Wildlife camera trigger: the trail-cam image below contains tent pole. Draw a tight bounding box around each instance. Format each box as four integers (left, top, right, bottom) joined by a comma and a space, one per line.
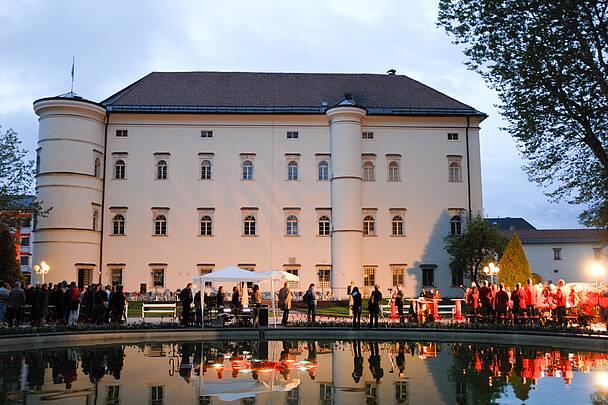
200, 281, 204, 330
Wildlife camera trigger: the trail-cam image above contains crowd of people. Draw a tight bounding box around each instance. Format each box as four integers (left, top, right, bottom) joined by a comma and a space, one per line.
462, 278, 608, 326
0, 281, 127, 327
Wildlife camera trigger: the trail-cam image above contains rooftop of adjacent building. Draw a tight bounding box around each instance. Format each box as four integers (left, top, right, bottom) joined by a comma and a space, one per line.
36, 71, 487, 117
486, 217, 606, 245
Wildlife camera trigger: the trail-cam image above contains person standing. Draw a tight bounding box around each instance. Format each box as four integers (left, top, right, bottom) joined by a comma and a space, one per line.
525, 278, 537, 317
216, 286, 225, 309
180, 283, 193, 326
0, 283, 9, 324
395, 287, 404, 323
109, 285, 127, 323
495, 283, 510, 323
66, 282, 80, 326
554, 279, 567, 325
278, 282, 292, 326
351, 286, 363, 328
479, 281, 492, 319
7, 282, 26, 327
511, 282, 526, 324
368, 285, 382, 328
304, 283, 317, 324
35, 284, 49, 326
251, 284, 262, 327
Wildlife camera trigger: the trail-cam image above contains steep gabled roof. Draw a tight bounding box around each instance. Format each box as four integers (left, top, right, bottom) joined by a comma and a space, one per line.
486, 217, 537, 231
102, 71, 487, 117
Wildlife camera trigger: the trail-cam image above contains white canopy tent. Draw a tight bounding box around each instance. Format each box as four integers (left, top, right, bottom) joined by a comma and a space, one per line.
193, 266, 299, 328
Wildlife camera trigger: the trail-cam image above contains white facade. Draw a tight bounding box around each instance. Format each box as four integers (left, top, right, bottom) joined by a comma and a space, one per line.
32, 72, 485, 298
523, 242, 606, 284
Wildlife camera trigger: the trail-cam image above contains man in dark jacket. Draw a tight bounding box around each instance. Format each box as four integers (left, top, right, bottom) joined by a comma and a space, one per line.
7, 282, 26, 327
180, 283, 193, 326
368, 285, 382, 328
479, 280, 492, 318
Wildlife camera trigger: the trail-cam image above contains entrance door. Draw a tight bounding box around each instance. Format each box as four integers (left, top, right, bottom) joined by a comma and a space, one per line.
78, 268, 92, 289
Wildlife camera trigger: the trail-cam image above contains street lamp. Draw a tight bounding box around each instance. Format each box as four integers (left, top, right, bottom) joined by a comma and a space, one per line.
483, 262, 500, 285
591, 262, 605, 289
32, 261, 50, 284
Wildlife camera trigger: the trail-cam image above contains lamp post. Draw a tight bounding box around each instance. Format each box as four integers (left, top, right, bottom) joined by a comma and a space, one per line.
32, 261, 50, 284
483, 262, 500, 285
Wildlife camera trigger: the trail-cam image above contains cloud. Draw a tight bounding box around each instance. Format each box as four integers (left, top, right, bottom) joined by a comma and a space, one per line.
0, 0, 586, 228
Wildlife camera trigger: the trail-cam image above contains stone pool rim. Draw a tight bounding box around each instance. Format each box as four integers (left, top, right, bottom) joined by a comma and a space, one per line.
1, 327, 607, 352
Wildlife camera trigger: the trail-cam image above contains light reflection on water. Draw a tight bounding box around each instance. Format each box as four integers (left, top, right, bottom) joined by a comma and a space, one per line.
0, 340, 607, 404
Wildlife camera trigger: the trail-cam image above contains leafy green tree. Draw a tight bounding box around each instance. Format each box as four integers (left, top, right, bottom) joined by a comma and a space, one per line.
0, 223, 24, 284
0, 125, 47, 226
438, 1, 608, 230
445, 216, 507, 283
499, 234, 532, 288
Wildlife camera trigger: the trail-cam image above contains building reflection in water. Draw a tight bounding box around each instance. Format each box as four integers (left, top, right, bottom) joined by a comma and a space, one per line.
0, 340, 606, 404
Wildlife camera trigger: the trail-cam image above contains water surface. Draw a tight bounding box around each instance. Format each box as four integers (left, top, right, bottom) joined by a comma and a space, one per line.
1, 339, 607, 404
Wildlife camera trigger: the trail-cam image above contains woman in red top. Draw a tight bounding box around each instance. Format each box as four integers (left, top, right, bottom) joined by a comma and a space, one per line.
466, 285, 480, 317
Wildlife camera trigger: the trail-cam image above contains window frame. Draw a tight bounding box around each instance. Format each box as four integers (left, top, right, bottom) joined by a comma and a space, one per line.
200, 130, 214, 139
318, 215, 331, 236
242, 160, 254, 180
94, 157, 101, 178
286, 214, 299, 236
388, 160, 400, 182
362, 161, 375, 182
151, 269, 165, 288
450, 215, 462, 236
391, 215, 405, 236
286, 131, 299, 140
115, 129, 128, 138
156, 159, 168, 180
154, 214, 168, 236
20, 255, 29, 266
363, 266, 376, 287
318, 160, 330, 181
317, 268, 331, 289
448, 156, 463, 183
553, 248, 562, 261
392, 266, 404, 287
447, 132, 460, 141
421, 266, 435, 287
200, 159, 213, 180
363, 215, 376, 236
362, 131, 374, 140
200, 215, 213, 236
287, 160, 299, 181
243, 215, 256, 236
114, 159, 126, 180
110, 268, 123, 286
112, 214, 126, 235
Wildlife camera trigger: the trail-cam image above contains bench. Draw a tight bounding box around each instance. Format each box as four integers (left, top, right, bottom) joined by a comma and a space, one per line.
141, 302, 177, 321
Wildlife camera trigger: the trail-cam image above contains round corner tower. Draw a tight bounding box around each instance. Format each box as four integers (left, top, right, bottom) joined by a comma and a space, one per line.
32, 95, 106, 286
326, 104, 366, 300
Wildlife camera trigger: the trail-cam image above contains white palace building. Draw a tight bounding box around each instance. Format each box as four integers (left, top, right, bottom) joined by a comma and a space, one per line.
32, 71, 486, 299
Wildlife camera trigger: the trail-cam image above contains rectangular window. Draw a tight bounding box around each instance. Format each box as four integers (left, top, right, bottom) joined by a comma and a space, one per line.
107, 385, 120, 405
150, 386, 164, 405
286, 131, 299, 139
395, 381, 408, 402
200, 130, 214, 139
362, 131, 374, 139
21, 236, 30, 247
451, 268, 464, 287
448, 156, 463, 183
392, 267, 404, 287
319, 383, 333, 402
199, 266, 213, 288
364, 267, 376, 287
447, 132, 459, 141
78, 268, 92, 289
115, 129, 128, 137
111, 268, 123, 286
422, 266, 435, 287
318, 268, 331, 289
284, 267, 300, 289
594, 247, 603, 260
20, 256, 29, 266
152, 268, 165, 287
553, 248, 562, 260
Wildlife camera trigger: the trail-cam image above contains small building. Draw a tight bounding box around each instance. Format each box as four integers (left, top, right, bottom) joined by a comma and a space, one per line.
487, 217, 607, 284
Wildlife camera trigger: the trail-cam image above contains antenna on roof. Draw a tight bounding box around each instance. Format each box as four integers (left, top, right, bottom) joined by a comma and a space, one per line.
70, 56, 75, 94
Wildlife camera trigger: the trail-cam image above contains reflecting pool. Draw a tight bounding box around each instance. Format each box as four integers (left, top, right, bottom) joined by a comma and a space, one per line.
1, 339, 607, 404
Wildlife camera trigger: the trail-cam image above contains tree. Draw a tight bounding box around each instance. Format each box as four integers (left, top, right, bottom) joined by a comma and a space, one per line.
438, 1, 608, 230
498, 234, 532, 288
445, 216, 507, 283
0, 223, 24, 284
0, 125, 47, 226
